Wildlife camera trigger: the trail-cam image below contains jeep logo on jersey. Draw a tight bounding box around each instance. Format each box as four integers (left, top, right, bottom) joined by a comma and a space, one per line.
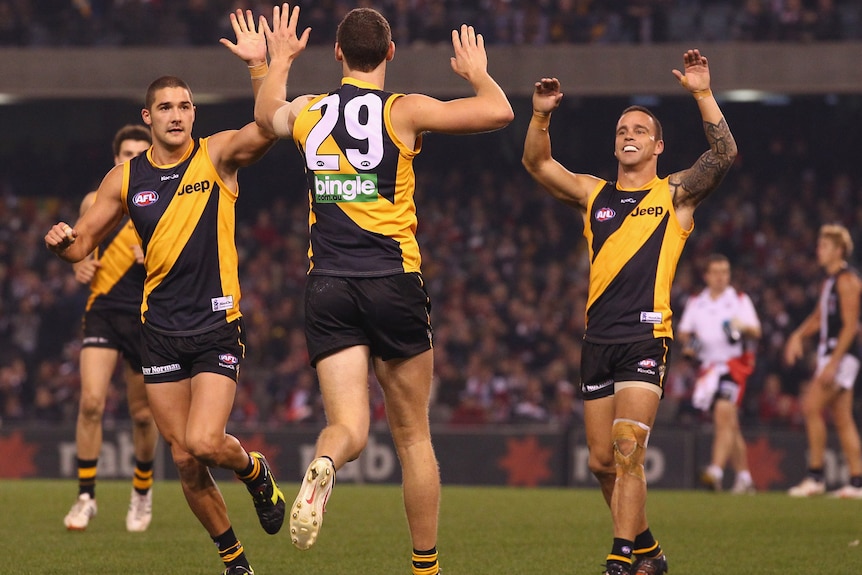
314, 174, 378, 203
132, 191, 159, 206
595, 207, 616, 222
630, 205, 664, 218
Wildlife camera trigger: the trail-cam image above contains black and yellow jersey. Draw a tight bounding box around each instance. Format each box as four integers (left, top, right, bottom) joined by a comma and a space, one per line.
122, 138, 241, 335
582, 176, 691, 344
86, 217, 145, 315
292, 77, 422, 277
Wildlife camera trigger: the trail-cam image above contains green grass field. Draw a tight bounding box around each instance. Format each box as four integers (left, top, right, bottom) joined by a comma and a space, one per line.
2, 479, 860, 574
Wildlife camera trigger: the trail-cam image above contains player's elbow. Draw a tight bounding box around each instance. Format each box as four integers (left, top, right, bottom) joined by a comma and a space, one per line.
496, 105, 515, 128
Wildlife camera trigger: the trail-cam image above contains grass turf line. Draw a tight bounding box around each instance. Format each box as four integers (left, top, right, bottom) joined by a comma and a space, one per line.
2, 479, 860, 574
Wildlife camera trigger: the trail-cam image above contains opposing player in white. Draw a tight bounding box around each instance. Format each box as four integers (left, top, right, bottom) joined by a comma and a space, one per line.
784, 224, 862, 499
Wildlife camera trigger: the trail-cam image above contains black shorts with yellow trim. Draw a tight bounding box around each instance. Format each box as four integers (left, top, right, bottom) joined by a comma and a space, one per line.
304, 272, 433, 367
141, 319, 246, 384
580, 337, 671, 400
81, 307, 144, 373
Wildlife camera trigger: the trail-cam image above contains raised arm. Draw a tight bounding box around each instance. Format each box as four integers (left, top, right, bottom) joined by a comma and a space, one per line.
45, 167, 126, 263
668, 49, 738, 227
254, 3, 312, 138
210, 7, 281, 176
522, 77, 601, 211
391, 24, 513, 139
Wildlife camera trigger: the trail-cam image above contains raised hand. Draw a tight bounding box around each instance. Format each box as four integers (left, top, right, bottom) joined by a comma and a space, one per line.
672, 49, 711, 93
261, 3, 311, 65
532, 77, 563, 115
220, 8, 268, 65
449, 24, 488, 82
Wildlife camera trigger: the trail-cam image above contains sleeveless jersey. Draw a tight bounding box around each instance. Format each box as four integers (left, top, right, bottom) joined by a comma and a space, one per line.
292, 77, 422, 277
818, 267, 859, 358
86, 217, 145, 315
122, 138, 241, 335
582, 176, 691, 344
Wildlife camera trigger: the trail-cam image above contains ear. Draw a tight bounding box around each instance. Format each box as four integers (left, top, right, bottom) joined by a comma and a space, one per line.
654, 139, 664, 156
386, 41, 395, 62
141, 108, 151, 126
334, 42, 343, 62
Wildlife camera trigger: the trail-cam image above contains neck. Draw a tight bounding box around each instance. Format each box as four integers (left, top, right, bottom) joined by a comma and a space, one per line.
617, 164, 657, 189
151, 139, 193, 166
825, 260, 847, 275
344, 61, 386, 90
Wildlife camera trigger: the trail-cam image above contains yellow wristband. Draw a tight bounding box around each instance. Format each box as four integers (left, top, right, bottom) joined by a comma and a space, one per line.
530, 112, 550, 131
248, 62, 269, 80
693, 88, 713, 101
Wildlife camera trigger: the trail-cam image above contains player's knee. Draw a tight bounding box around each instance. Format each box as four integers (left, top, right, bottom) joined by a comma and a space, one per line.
78, 394, 106, 422
612, 418, 650, 481
185, 434, 222, 466
588, 449, 615, 479
129, 404, 154, 427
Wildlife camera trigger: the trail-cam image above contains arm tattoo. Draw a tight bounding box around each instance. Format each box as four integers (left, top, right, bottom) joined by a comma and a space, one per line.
671, 117, 738, 208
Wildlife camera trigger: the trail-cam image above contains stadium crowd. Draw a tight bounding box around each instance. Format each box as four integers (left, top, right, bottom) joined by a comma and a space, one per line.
0, 0, 858, 47
2, 93, 861, 431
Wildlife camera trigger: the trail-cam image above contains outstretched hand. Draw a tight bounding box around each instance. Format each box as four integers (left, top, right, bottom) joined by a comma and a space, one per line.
672, 49, 711, 93
532, 78, 563, 115
220, 9, 268, 65
449, 24, 488, 81
261, 3, 311, 65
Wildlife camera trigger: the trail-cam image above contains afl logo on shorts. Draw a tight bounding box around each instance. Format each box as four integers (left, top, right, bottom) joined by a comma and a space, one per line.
219, 353, 239, 365
595, 207, 616, 222
133, 191, 159, 206
638, 358, 657, 368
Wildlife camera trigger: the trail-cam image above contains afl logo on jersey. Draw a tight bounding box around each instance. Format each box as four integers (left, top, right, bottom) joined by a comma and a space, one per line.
132, 191, 159, 207
595, 207, 616, 222
219, 353, 239, 365
638, 358, 658, 368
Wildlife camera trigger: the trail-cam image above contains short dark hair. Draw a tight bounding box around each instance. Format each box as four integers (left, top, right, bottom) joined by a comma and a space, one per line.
705, 253, 730, 270
336, 8, 391, 73
112, 124, 151, 157
620, 105, 663, 141
145, 76, 193, 110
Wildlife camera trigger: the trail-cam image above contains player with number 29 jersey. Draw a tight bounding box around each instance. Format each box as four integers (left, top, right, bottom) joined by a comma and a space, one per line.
292, 78, 421, 277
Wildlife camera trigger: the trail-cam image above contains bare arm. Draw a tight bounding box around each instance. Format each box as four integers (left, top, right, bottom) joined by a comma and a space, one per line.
667, 50, 738, 228
784, 294, 823, 365
211, 7, 282, 180
45, 167, 126, 263
391, 25, 513, 141
71, 191, 101, 283
521, 77, 601, 210
254, 3, 311, 138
